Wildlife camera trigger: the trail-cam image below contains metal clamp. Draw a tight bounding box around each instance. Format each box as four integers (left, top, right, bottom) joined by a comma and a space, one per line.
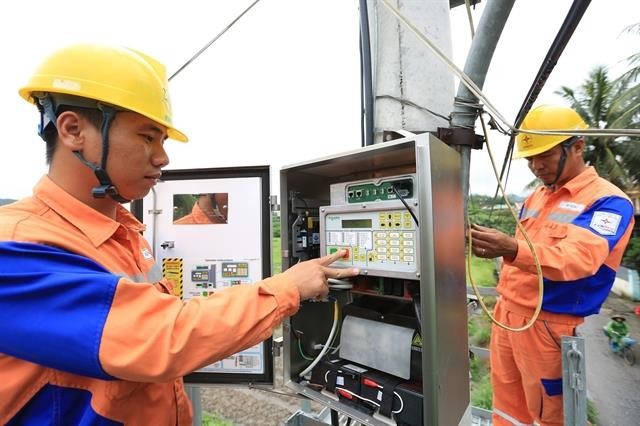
562, 336, 587, 425
160, 241, 175, 250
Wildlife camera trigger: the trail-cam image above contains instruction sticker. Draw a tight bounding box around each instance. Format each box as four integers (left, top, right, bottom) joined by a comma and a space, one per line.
162, 258, 184, 298
589, 211, 621, 236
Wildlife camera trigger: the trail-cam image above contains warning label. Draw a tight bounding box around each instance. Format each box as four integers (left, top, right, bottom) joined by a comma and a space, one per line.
412, 332, 422, 348
162, 258, 184, 298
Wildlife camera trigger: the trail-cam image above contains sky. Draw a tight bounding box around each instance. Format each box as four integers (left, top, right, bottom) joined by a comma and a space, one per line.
0, 0, 638, 200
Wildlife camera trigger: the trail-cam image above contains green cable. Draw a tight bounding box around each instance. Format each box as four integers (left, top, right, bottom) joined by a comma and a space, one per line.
297, 339, 315, 361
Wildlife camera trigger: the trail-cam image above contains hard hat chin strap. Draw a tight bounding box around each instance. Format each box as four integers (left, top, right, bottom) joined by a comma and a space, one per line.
36, 94, 130, 204
71, 153, 130, 204
548, 137, 578, 188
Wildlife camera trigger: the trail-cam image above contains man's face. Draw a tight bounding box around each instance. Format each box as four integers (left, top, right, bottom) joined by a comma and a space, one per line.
526, 144, 564, 186
90, 111, 170, 201
525, 139, 583, 188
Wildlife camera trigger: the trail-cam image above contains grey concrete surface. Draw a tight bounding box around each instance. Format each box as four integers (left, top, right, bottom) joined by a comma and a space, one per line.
200, 352, 323, 425
578, 293, 640, 426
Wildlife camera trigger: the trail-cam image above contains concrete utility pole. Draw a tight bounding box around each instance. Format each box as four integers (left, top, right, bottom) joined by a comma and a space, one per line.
451, 0, 515, 204
366, 1, 515, 424
368, 0, 454, 143
367, 2, 466, 424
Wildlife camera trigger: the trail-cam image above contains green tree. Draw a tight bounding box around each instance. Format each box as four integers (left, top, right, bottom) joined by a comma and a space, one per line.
617, 23, 640, 87
468, 194, 518, 235
555, 65, 640, 190
623, 236, 640, 269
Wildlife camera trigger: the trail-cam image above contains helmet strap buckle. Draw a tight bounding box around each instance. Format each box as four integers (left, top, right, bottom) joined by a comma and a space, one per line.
72, 151, 130, 204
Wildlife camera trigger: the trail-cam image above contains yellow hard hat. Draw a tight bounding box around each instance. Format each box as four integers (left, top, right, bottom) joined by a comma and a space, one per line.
514, 105, 587, 158
19, 43, 187, 142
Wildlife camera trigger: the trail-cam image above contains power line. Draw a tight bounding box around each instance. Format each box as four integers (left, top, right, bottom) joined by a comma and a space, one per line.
380, 0, 640, 139
169, 0, 262, 81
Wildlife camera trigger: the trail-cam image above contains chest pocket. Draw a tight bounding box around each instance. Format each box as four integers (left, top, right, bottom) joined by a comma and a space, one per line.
543, 222, 568, 240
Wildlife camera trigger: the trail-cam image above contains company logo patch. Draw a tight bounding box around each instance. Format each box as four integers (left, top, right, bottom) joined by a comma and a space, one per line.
141, 247, 154, 260
558, 201, 585, 213
589, 211, 622, 236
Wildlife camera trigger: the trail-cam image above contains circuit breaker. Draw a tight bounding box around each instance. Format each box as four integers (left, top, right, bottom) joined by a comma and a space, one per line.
281, 134, 469, 425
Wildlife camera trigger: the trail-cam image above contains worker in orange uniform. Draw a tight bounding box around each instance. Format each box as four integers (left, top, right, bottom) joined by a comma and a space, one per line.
470, 105, 634, 426
0, 44, 359, 425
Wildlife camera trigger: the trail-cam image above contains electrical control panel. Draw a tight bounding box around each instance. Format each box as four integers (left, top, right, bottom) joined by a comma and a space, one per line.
321, 204, 418, 281
322, 176, 418, 279
281, 135, 469, 426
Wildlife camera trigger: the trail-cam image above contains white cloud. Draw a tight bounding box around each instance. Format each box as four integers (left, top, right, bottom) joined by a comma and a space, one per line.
1, 0, 637, 200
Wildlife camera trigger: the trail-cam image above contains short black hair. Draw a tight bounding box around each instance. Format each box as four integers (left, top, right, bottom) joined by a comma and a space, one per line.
43, 106, 104, 165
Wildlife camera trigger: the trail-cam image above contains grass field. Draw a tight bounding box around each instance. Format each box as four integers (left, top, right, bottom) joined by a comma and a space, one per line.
203, 411, 233, 426
468, 255, 498, 287
467, 254, 497, 409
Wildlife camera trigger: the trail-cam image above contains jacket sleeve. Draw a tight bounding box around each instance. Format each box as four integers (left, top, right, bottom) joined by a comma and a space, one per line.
0, 241, 119, 379
507, 196, 634, 281
0, 241, 299, 382
100, 272, 299, 382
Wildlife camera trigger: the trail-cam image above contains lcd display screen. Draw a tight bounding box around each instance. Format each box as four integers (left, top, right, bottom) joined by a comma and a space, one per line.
342, 218, 372, 229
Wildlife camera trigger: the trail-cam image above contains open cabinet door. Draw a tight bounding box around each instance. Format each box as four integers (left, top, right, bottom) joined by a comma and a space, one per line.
280, 135, 469, 426
131, 166, 274, 386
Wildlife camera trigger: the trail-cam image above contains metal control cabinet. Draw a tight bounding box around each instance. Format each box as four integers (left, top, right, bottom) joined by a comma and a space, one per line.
280, 134, 469, 425
132, 166, 275, 386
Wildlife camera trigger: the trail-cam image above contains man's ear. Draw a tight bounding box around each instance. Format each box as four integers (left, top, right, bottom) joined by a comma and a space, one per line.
572, 137, 586, 156
56, 111, 85, 151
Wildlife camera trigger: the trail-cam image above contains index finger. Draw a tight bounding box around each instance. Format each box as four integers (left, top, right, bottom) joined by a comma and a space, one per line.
317, 249, 348, 266
471, 223, 491, 231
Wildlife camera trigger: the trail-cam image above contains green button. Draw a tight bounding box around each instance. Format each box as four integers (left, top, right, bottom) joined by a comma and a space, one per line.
329, 247, 338, 254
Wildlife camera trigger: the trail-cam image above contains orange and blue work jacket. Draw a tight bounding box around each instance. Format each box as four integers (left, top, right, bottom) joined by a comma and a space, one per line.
0, 176, 300, 425
498, 166, 634, 324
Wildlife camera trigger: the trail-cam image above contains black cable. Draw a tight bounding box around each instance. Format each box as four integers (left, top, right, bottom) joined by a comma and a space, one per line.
378, 94, 451, 123
392, 186, 419, 227
412, 294, 422, 336
295, 194, 309, 209
169, 0, 262, 81
494, 0, 592, 198
359, 0, 374, 147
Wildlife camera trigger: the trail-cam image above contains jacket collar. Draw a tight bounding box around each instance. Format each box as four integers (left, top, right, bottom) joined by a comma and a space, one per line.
543, 166, 598, 197
33, 175, 145, 247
